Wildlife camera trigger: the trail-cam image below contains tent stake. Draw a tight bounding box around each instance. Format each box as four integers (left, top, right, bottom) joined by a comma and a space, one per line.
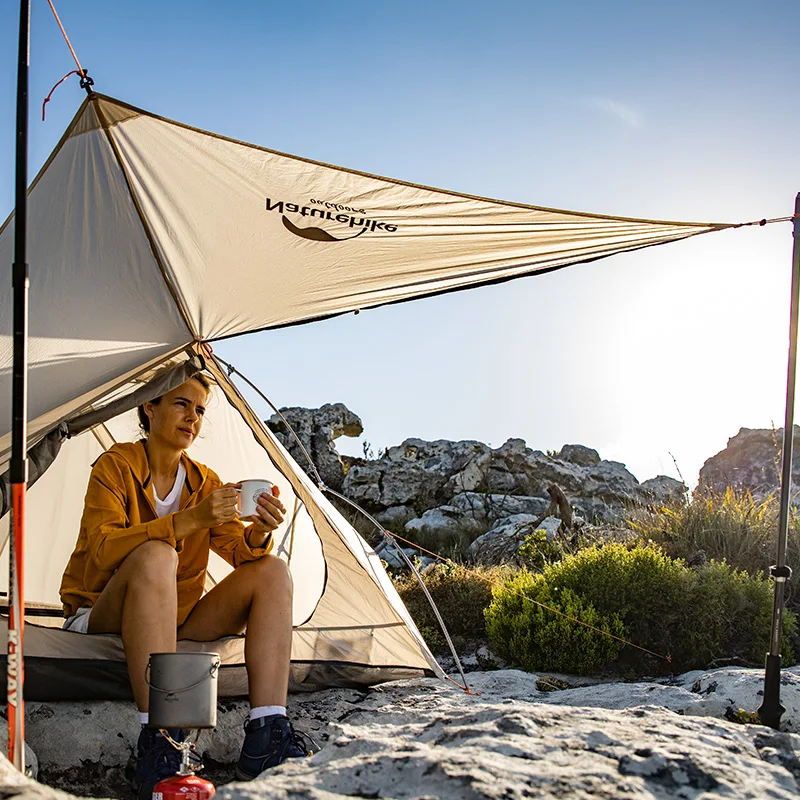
9, 0, 30, 773
759, 193, 800, 731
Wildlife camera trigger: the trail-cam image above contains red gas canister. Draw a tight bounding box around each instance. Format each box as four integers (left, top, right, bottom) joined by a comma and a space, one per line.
152, 773, 216, 800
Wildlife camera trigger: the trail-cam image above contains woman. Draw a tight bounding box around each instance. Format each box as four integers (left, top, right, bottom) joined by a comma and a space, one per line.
60, 374, 311, 796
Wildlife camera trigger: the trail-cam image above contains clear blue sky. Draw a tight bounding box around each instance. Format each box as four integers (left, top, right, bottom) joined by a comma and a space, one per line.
2, 0, 799, 487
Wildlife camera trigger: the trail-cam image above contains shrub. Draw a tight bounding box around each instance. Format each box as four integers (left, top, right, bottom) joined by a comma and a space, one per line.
485, 542, 796, 676
627, 489, 800, 599
484, 570, 624, 673
392, 561, 509, 654
518, 529, 567, 571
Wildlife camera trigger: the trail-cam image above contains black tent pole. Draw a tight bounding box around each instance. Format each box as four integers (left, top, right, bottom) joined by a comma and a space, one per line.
8, 0, 30, 773
759, 193, 800, 731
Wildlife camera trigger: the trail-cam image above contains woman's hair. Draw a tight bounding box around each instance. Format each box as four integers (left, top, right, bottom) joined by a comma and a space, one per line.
137, 373, 212, 437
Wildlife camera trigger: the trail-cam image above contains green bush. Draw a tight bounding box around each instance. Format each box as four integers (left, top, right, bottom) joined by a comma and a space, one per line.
518, 529, 566, 571
627, 489, 800, 599
485, 542, 796, 676
392, 561, 508, 653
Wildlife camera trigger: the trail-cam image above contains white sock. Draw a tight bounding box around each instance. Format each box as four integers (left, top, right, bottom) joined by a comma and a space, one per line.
139, 712, 149, 725
249, 705, 286, 721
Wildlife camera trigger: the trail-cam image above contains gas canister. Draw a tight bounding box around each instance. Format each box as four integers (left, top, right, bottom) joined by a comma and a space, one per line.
152, 772, 216, 800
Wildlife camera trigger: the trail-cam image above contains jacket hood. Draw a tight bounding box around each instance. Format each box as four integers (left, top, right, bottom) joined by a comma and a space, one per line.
99, 441, 209, 493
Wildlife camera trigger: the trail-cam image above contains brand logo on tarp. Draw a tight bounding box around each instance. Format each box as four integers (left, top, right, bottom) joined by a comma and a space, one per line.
266, 197, 398, 242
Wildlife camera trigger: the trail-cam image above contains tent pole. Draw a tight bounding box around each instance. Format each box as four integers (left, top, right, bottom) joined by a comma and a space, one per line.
9, 0, 30, 773
759, 193, 800, 731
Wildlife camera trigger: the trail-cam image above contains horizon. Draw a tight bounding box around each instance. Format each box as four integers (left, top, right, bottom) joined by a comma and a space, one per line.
2, 0, 799, 489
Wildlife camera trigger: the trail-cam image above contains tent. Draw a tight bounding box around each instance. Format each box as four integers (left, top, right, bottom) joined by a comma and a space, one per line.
0, 93, 737, 701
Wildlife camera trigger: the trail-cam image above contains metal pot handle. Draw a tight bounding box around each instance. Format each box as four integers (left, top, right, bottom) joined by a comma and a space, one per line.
145, 660, 220, 695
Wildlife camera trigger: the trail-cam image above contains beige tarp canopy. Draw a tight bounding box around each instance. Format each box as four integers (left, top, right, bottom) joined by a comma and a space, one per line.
0, 94, 733, 699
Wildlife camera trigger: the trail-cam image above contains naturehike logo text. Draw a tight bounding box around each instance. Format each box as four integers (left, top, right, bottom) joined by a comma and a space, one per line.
266, 197, 398, 242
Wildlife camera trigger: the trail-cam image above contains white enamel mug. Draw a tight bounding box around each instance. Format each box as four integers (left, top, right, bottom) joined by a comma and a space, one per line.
238, 479, 275, 518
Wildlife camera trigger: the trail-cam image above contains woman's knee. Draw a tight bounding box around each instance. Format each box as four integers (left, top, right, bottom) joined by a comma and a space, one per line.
248, 555, 293, 594
124, 540, 178, 586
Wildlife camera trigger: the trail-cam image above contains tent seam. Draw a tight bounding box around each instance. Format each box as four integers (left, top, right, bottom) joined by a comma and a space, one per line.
92, 97, 198, 341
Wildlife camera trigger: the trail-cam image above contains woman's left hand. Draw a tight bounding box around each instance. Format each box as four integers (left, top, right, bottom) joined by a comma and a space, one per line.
246, 488, 286, 538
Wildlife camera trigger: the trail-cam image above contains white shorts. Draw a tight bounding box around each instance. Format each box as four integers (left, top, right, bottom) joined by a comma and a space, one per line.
62, 606, 92, 634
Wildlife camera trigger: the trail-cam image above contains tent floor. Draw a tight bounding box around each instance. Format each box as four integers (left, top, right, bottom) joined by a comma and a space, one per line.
0, 620, 433, 700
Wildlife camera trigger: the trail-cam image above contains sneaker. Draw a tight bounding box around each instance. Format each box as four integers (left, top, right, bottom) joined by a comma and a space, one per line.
133, 728, 201, 800
235, 715, 316, 780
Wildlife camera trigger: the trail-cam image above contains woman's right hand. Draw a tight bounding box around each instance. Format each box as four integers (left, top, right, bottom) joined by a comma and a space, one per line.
176, 484, 239, 538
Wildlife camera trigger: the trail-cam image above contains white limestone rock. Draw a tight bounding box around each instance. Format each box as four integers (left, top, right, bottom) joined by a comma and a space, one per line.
639, 475, 688, 502
220, 669, 800, 800
10, 666, 800, 799
266, 403, 363, 492
0, 737, 39, 783
468, 514, 561, 565
404, 505, 486, 540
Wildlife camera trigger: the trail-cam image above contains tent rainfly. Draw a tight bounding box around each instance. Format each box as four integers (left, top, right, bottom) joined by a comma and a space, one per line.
0, 93, 737, 701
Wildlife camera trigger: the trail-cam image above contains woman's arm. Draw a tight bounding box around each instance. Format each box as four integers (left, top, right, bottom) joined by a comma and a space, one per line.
83, 457, 177, 572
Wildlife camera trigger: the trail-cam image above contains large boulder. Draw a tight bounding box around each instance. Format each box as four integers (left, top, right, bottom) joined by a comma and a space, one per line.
557, 443, 601, 466
267, 403, 363, 491
639, 475, 688, 503
404, 505, 486, 541
469, 514, 561, 565
698, 426, 800, 499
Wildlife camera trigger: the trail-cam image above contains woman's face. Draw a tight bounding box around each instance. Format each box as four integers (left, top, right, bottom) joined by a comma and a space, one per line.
144, 379, 209, 450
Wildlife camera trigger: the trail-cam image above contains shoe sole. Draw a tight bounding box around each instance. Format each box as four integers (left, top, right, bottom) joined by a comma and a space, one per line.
235, 764, 259, 782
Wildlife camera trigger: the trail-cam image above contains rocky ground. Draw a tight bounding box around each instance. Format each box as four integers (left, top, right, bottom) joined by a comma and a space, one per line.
5, 666, 799, 799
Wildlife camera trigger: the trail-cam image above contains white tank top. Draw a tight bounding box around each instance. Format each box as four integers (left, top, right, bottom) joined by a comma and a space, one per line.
153, 462, 186, 518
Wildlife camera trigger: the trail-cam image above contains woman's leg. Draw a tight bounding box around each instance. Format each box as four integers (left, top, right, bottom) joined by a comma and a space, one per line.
88, 540, 179, 711
177, 555, 293, 707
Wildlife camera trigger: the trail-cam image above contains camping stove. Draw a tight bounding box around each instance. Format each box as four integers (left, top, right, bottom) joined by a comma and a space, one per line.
152, 732, 215, 800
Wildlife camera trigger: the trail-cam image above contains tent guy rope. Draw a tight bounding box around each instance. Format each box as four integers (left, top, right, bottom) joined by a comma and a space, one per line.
45, 0, 87, 80
41, 0, 93, 120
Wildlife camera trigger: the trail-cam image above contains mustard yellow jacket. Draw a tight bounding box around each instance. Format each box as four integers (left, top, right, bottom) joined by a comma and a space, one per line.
60, 441, 272, 625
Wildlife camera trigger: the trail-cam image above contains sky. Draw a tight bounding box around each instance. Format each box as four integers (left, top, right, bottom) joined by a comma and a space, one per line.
1, 0, 799, 488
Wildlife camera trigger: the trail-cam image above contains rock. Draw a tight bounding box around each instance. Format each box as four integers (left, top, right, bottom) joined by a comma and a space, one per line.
449, 492, 550, 523
340, 461, 383, 505
404, 505, 486, 540
343, 434, 654, 531
0, 754, 44, 796
639, 475, 688, 503
373, 541, 434, 571
697, 426, 800, 500
468, 514, 555, 565
228, 668, 800, 799
582, 460, 640, 502
11, 667, 800, 799
557, 444, 601, 466
0, 727, 38, 780
267, 403, 363, 491
374, 505, 416, 529
538, 516, 562, 540
377, 460, 432, 508
374, 542, 415, 570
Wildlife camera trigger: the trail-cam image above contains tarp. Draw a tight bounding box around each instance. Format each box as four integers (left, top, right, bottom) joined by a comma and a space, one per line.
0, 94, 733, 461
